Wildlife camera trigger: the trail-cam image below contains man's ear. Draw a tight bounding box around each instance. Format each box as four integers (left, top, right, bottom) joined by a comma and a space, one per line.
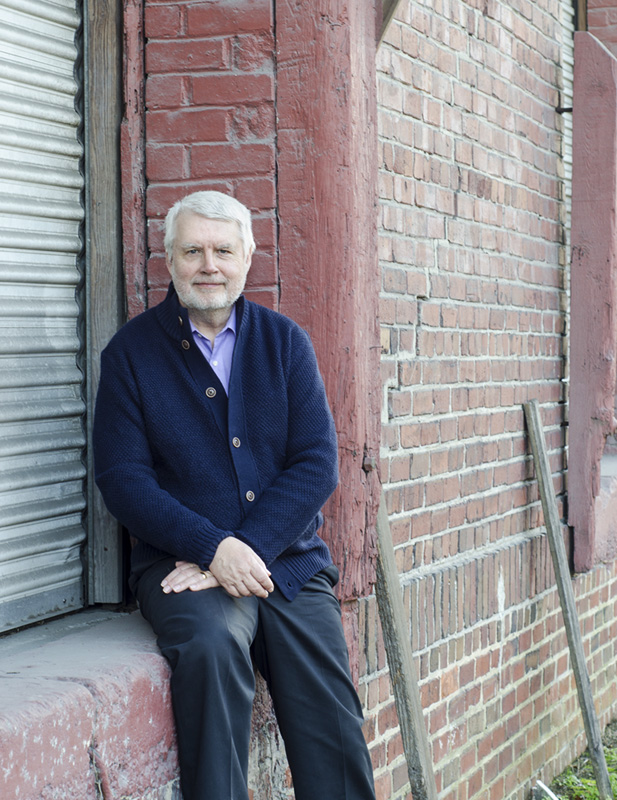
166, 254, 173, 276
245, 247, 254, 271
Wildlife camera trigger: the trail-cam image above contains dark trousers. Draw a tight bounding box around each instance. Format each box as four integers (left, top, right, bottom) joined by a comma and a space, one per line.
136, 559, 377, 800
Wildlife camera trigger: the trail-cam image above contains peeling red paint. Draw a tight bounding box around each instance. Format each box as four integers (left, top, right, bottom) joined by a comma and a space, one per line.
568, 32, 617, 571
276, 0, 381, 601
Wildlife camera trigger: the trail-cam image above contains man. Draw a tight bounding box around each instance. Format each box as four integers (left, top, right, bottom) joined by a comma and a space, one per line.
93, 191, 376, 800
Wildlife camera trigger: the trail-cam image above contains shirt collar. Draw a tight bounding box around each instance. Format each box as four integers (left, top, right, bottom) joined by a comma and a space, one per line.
189, 305, 237, 340
154, 283, 246, 343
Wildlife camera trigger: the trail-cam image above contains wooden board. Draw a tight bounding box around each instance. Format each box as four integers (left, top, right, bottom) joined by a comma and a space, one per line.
524, 400, 613, 800
85, 0, 125, 604
375, 488, 439, 800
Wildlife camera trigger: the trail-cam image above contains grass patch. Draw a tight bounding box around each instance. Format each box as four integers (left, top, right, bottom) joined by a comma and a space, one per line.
550, 720, 617, 800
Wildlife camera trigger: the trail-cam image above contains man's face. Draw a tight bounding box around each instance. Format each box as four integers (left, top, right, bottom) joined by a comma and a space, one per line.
167, 212, 252, 314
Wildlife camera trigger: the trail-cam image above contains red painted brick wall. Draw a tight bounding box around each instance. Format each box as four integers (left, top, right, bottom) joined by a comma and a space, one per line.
140, 0, 380, 603
143, 0, 278, 309
371, 1, 617, 799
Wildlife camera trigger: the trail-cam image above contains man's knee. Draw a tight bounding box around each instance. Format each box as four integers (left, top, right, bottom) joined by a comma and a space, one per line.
155, 590, 258, 671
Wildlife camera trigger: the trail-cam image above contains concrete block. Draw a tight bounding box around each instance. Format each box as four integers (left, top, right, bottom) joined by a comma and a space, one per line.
0, 611, 178, 800
0, 677, 96, 800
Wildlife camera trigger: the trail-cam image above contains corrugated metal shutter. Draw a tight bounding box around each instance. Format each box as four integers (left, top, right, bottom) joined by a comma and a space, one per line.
0, 0, 85, 632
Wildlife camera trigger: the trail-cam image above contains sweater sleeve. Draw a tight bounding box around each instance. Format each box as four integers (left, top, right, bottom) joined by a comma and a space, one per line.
93, 343, 233, 568
234, 326, 339, 564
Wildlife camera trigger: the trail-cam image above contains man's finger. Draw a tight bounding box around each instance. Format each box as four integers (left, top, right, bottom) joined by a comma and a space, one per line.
161, 562, 221, 593
188, 571, 220, 592
255, 571, 274, 593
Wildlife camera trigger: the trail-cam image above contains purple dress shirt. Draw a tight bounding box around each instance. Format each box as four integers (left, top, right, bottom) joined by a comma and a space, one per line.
189, 306, 237, 394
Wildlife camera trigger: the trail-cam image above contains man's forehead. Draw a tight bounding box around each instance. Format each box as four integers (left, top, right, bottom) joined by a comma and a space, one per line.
176, 211, 241, 234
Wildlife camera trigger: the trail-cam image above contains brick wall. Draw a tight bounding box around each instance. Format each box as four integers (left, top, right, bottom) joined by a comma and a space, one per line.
372, 1, 617, 799
143, 0, 278, 309
140, 0, 380, 601
126, 1, 617, 799
589, 0, 617, 56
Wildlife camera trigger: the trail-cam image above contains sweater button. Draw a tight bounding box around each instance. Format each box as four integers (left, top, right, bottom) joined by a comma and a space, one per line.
206, 387, 216, 398
232, 437, 241, 448
246, 490, 255, 502
181, 339, 190, 350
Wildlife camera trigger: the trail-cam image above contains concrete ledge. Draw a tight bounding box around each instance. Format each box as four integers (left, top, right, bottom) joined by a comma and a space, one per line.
0, 610, 180, 800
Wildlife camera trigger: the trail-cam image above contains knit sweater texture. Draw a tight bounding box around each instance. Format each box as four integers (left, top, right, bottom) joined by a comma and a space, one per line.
93, 285, 339, 600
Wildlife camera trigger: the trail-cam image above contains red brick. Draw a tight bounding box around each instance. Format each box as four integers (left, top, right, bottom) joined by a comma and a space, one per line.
144, 5, 182, 38
232, 104, 275, 141
246, 252, 277, 287
146, 180, 233, 217
146, 37, 230, 73
146, 74, 187, 109
459, 661, 475, 687
234, 32, 275, 70
370, 741, 386, 770
147, 108, 230, 143
386, 733, 405, 764
389, 455, 411, 483
191, 143, 275, 178
146, 253, 168, 286
243, 287, 277, 310
377, 702, 399, 735
146, 143, 188, 180
429, 701, 448, 734
251, 214, 276, 250
187, 0, 273, 37
147, 286, 168, 308
192, 73, 274, 105
374, 773, 392, 800
234, 177, 276, 210
389, 390, 412, 418
136, 3, 617, 797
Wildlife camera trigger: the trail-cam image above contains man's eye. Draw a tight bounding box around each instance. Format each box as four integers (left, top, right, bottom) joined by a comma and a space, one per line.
218, 249, 231, 255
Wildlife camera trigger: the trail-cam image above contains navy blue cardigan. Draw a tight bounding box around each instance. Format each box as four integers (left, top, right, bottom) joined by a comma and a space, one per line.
93, 285, 339, 600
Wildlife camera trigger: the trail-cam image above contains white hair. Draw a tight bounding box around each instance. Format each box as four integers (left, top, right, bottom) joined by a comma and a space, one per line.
164, 191, 255, 259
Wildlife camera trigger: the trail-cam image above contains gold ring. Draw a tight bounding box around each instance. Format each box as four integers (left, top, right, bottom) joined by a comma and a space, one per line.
201, 570, 211, 580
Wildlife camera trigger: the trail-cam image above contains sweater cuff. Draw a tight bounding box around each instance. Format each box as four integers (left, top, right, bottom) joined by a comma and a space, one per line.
190, 527, 235, 569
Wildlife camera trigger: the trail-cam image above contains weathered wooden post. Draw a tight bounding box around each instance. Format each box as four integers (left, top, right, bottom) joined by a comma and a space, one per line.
524, 400, 614, 800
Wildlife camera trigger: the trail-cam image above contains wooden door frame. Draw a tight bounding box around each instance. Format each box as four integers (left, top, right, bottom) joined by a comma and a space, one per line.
84, 0, 125, 603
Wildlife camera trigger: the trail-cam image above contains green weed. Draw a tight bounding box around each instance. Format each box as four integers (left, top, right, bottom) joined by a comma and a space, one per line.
550, 721, 617, 800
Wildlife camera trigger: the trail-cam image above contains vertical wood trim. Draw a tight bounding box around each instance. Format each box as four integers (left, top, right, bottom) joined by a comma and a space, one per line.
568, 32, 617, 571
122, 0, 147, 319
85, 0, 125, 603
576, 0, 588, 32
276, 0, 381, 601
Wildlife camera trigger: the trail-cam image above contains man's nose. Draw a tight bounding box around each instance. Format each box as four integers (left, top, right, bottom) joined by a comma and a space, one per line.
201, 250, 218, 272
